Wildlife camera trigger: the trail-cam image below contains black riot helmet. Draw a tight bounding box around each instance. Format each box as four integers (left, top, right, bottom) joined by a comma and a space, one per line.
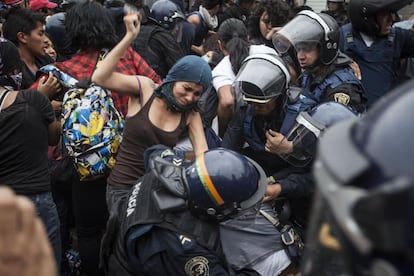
348, 0, 414, 36
273, 10, 340, 65
302, 80, 414, 276
149, 0, 185, 30
234, 53, 291, 104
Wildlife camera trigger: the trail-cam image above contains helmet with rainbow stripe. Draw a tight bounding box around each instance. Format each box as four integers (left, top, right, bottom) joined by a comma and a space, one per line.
184, 148, 267, 222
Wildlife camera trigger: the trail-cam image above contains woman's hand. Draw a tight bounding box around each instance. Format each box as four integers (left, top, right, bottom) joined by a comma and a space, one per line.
124, 12, 141, 40
265, 129, 293, 155
38, 72, 61, 99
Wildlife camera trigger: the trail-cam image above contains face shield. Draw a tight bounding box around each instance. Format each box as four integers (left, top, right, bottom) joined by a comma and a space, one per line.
234, 53, 290, 104
272, 10, 328, 56
302, 120, 414, 276
279, 111, 324, 167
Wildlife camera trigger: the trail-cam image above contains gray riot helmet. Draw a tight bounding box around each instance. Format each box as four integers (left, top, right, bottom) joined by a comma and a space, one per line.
273, 10, 340, 65
348, 0, 413, 37
234, 53, 290, 104
302, 80, 414, 275
280, 102, 357, 167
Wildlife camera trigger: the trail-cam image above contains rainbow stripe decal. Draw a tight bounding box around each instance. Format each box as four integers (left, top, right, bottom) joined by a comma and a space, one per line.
195, 154, 224, 206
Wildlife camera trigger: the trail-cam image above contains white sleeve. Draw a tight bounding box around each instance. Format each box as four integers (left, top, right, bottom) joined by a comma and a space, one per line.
211, 56, 236, 91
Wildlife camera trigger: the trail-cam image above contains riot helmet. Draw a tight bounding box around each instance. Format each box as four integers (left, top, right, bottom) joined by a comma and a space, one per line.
149, 0, 185, 30
348, 0, 413, 37
234, 53, 290, 104
302, 80, 414, 275
184, 148, 267, 222
273, 10, 340, 65
281, 102, 357, 167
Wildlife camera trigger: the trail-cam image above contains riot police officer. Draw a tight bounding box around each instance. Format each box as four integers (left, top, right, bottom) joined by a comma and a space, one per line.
273, 10, 367, 113
131, 0, 186, 78
321, 0, 349, 26
101, 147, 267, 275
302, 79, 414, 276
340, 0, 414, 107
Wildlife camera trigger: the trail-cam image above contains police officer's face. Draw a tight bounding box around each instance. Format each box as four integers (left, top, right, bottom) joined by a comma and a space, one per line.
376, 11, 393, 36
251, 98, 279, 116
296, 43, 319, 69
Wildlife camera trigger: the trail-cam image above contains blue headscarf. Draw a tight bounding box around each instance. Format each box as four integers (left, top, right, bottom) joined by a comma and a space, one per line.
155, 55, 212, 112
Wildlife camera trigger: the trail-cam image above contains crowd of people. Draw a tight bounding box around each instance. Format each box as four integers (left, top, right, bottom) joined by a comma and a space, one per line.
0, 0, 413, 275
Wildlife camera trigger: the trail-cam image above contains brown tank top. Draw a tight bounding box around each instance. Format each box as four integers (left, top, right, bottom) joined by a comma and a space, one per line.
108, 94, 187, 187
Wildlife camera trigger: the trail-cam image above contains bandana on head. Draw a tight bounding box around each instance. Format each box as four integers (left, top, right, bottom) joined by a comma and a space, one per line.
0, 38, 22, 90
155, 55, 212, 112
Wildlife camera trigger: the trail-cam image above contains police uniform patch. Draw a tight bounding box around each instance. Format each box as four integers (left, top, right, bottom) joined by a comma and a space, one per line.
184, 256, 209, 276
333, 93, 351, 105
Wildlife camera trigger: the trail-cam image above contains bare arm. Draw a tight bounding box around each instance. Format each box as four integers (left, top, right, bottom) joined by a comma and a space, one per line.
187, 111, 208, 156
92, 13, 145, 96
217, 84, 234, 137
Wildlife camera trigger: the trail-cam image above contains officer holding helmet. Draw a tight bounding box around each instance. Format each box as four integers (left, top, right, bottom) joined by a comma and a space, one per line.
340, 0, 414, 107
100, 147, 267, 275
273, 10, 367, 113
221, 53, 318, 245
220, 101, 357, 274
302, 80, 414, 276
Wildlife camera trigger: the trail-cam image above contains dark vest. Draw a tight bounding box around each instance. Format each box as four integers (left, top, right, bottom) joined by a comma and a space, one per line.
340, 23, 397, 106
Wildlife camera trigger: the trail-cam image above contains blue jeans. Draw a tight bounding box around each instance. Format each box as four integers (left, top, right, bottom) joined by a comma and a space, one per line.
28, 192, 62, 269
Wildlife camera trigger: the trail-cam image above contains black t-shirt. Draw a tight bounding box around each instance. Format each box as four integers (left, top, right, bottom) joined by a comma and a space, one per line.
0, 89, 55, 195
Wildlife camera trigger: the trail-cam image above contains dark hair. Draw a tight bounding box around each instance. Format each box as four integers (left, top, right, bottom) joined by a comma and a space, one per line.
247, 0, 293, 43
65, 1, 118, 51
201, 0, 223, 10
218, 18, 250, 73
2, 8, 46, 46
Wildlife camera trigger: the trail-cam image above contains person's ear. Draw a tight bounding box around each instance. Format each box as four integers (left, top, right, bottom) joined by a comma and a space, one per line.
17, 31, 28, 44
218, 40, 227, 54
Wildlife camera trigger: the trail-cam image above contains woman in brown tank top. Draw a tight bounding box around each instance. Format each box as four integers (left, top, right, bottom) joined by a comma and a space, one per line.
92, 13, 212, 191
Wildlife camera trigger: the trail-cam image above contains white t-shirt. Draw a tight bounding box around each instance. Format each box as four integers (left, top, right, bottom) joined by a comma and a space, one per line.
212, 45, 277, 92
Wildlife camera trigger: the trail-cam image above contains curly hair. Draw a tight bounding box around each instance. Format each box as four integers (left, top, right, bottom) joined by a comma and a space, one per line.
65, 1, 119, 51
247, 0, 293, 44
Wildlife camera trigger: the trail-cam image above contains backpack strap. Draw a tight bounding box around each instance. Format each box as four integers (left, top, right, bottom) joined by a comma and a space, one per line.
0, 88, 12, 112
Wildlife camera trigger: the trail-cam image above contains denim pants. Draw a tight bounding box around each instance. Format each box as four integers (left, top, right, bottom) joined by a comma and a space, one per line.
28, 192, 62, 268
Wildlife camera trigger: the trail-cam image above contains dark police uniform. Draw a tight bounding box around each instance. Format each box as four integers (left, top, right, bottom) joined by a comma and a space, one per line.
340, 24, 414, 107
101, 148, 258, 276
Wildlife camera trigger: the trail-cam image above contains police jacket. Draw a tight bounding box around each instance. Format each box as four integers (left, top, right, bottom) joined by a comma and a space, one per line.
221, 104, 314, 230
300, 59, 367, 113
340, 24, 414, 106
101, 153, 257, 276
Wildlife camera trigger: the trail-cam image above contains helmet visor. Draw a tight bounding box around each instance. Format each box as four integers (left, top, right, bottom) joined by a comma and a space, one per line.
273, 11, 326, 55
235, 54, 289, 104
280, 112, 324, 167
